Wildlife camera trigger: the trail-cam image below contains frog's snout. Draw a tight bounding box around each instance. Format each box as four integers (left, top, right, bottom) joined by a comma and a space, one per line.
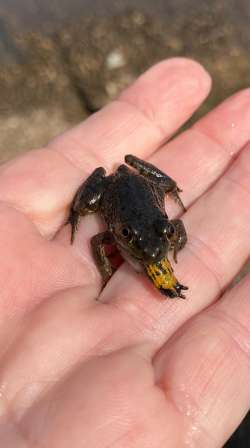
138, 232, 168, 263
142, 245, 165, 263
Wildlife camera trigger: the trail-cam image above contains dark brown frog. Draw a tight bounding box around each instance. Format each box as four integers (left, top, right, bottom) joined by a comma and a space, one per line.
66, 154, 188, 298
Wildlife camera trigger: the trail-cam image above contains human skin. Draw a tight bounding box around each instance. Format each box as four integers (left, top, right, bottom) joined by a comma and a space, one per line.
0, 58, 249, 447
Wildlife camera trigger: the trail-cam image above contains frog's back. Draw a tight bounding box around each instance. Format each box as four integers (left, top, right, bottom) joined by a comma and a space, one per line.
101, 165, 165, 226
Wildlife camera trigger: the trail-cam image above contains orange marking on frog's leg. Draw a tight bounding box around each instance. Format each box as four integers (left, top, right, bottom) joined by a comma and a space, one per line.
145, 258, 188, 299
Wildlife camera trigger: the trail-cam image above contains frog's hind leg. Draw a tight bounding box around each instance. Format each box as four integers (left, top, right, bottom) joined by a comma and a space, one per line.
168, 219, 187, 263
66, 167, 106, 243
125, 154, 186, 212
91, 231, 115, 287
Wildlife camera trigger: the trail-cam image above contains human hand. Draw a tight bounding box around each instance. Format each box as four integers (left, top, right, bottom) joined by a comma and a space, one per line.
0, 58, 249, 447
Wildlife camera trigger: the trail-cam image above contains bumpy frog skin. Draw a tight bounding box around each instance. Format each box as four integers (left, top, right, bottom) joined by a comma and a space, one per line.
66, 154, 188, 298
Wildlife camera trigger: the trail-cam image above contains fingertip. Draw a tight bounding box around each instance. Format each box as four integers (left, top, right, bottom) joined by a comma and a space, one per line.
120, 57, 212, 135
151, 57, 212, 91
121, 57, 212, 98
194, 87, 250, 153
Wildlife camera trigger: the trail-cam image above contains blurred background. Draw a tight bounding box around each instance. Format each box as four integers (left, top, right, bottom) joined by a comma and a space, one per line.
0, 0, 249, 445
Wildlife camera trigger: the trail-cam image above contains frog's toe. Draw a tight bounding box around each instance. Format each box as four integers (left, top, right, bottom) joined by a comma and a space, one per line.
160, 282, 188, 299
174, 282, 188, 299
168, 218, 187, 263
66, 210, 80, 244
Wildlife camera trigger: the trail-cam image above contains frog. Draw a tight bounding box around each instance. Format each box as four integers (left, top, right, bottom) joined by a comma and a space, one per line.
66, 154, 188, 298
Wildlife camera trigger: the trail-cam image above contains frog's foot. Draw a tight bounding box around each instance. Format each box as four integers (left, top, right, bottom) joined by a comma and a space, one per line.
167, 186, 186, 212
91, 231, 115, 289
168, 219, 187, 263
67, 167, 106, 244
65, 209, 80, 244
159, 282, 188, 299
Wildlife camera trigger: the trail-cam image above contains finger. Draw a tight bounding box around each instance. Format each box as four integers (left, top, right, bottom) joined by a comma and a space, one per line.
0, 204, 95, 333
55, 86, 250, 289
101, 141, 250, 349
52, 58, 211, 168
154, 274, 250, 448
0, 285, 139, 415
0, 59, 211, 237
19, 347, 177, 448
149, 88, 250, 217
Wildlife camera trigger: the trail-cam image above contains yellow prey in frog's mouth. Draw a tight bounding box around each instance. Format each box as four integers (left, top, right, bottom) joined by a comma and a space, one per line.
145, 257, 188, 299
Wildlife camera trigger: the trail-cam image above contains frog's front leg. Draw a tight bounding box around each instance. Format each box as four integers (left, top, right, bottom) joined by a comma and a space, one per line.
125, 154, 186, 211
66, 167, 106, 243
167, 219, 187, 263
91, 231, 115, 287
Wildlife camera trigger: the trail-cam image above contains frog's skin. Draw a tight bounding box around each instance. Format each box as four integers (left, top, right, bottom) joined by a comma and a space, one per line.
66, 154, 188, 298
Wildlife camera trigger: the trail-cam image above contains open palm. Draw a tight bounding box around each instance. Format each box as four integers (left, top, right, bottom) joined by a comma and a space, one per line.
0, 58, 249, 447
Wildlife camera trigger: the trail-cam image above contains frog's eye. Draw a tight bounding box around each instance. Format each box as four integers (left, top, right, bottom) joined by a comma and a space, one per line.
121, 227, 132, 239
154, 218, 169, 236
166, 223, 175, 237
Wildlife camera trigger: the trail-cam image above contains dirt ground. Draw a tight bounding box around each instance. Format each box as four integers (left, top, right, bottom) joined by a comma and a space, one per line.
0, 6, 249, 161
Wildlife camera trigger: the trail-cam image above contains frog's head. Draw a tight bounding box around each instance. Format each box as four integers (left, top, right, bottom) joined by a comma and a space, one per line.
113, 216, 174, 264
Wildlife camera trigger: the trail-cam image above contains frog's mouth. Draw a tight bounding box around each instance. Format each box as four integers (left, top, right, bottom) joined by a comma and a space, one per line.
117, 247, 144, 273
115, 237, 167, 265
103, 241, 143, 274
